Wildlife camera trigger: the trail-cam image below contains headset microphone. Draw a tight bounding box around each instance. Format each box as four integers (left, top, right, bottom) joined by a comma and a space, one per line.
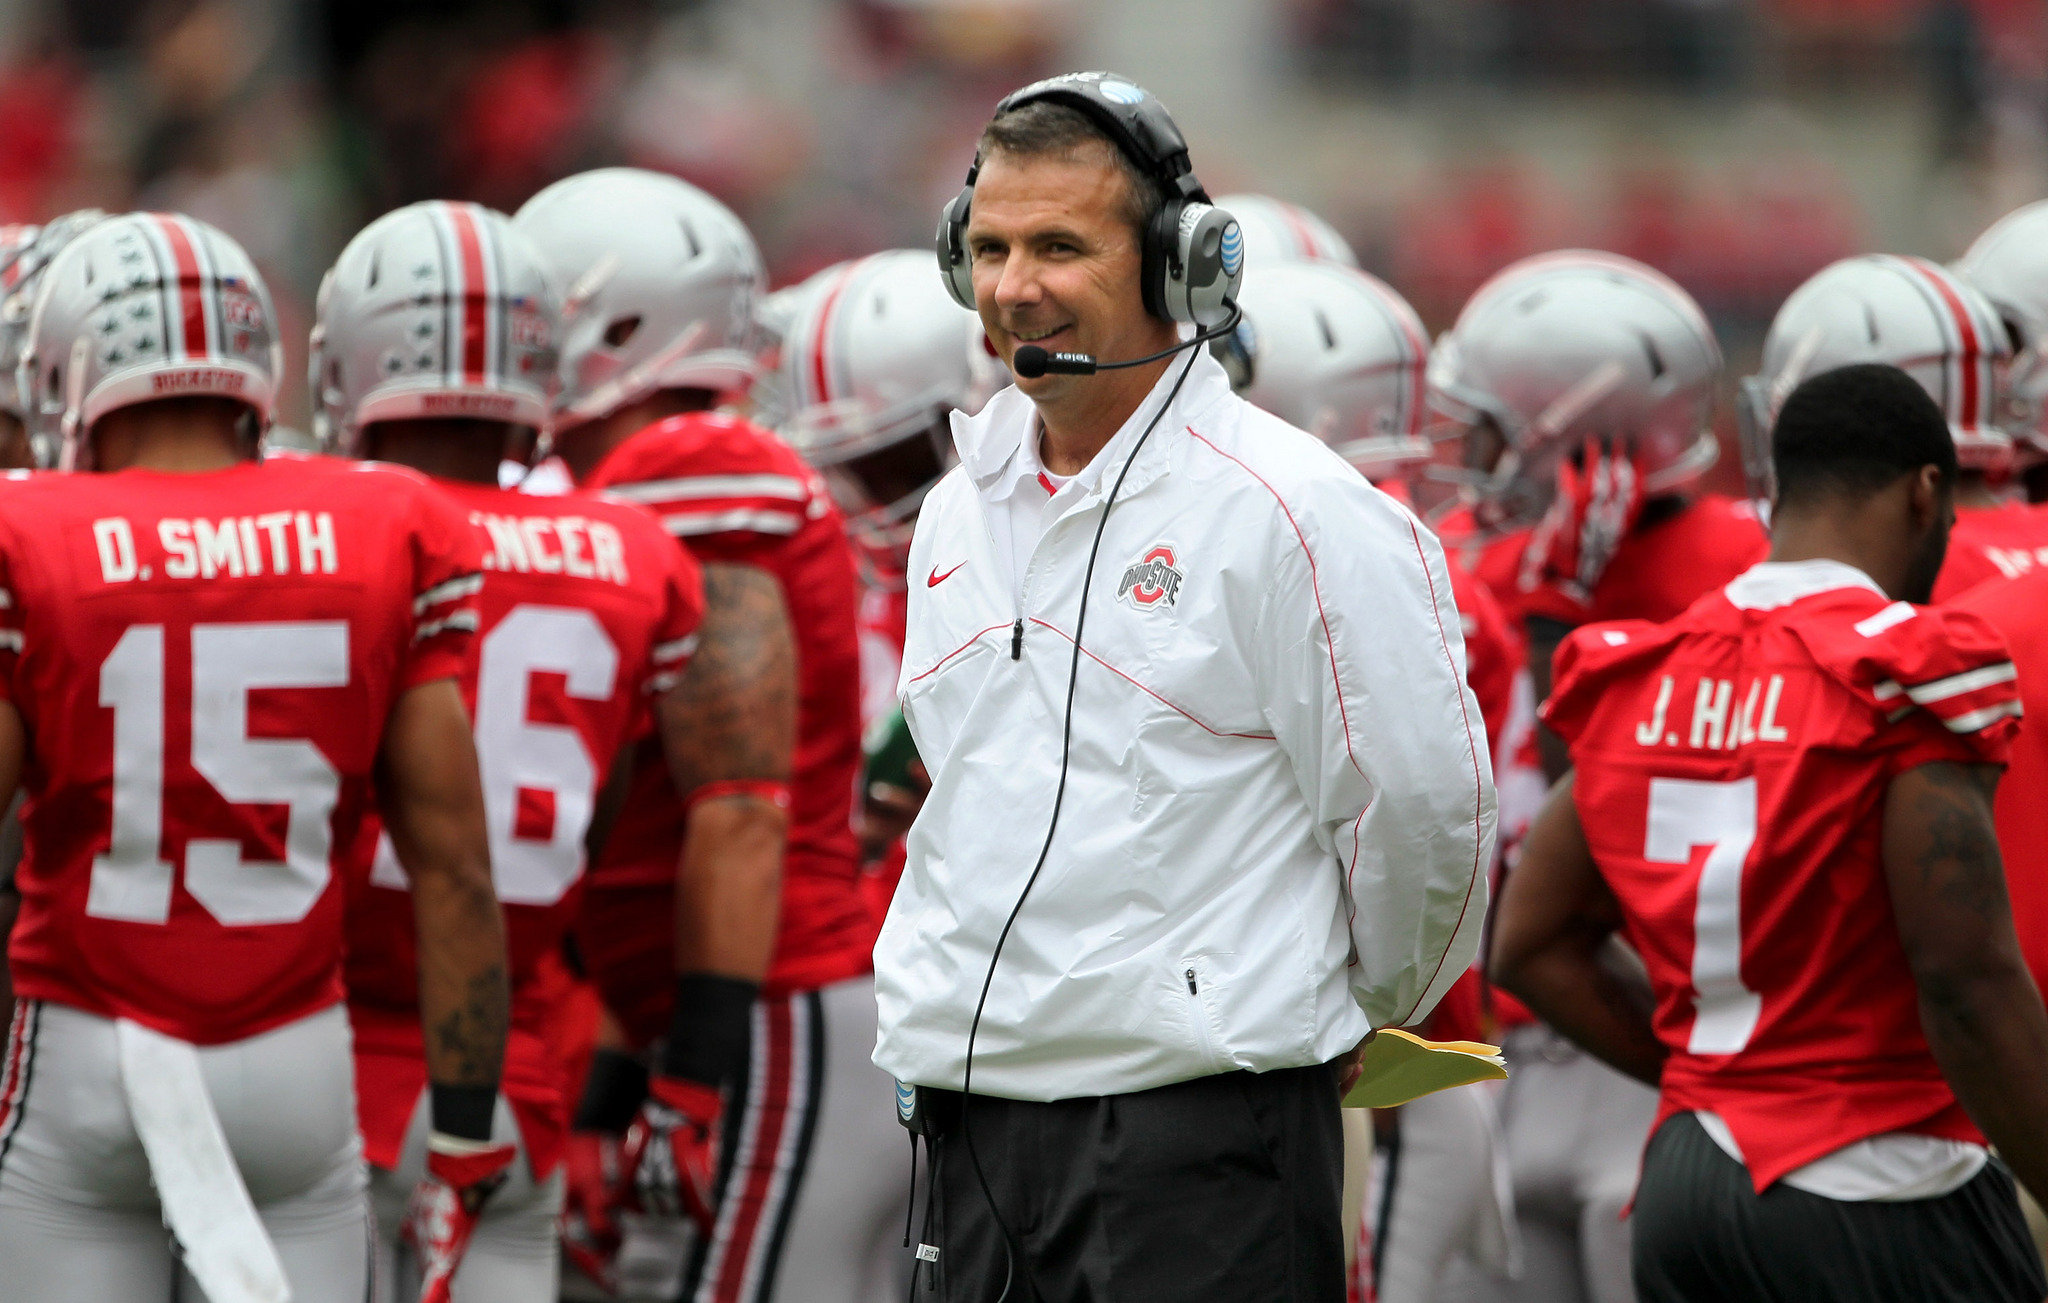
1010, 301, 1244, 379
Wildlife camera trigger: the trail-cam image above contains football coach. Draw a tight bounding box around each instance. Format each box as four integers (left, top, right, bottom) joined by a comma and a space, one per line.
872, 71, 1497, 1301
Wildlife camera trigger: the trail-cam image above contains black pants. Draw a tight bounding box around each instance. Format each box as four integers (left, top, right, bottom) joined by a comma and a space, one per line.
1633, 1112, 2048, 1303
914, 1064, 1345, 1303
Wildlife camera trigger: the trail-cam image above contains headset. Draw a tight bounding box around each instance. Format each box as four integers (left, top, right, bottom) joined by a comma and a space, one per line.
911, 73, 1242, 1303
935, 70, 1244, 329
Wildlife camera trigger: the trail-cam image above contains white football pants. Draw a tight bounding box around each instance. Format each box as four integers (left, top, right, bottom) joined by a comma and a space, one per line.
0, 999, 371, 1302
368, 1088, 564, 1303
1444, 1026, 1655, 1303
684, 974, 910, 1303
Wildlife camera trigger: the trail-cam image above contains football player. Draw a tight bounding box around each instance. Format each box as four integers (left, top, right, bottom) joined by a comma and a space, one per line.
1426, 249, 1762, 1303
1743, 254, 2034, 602
1953, 554, 2048, 1055
775, 248, 1002, 914
312, 200, 750, 1301
1496, 362, 2048, 1302
0, 210, 104, 1030
0, 213, 507, 1302
1227, 255, 1522, 1302
516, 169, 883, 1303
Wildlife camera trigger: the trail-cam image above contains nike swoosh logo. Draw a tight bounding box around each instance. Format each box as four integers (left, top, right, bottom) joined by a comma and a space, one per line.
928, 562, 966, 587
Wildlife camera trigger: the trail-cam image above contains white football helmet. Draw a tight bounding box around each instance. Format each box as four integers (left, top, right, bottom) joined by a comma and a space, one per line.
778, 250, 1001, 576
1426, 249, 1722, 533
1956, 201, 2048, 458
310, 200, 559, 458
1212, 193, 1358, 269
1223, 260, 1428, 478
1741, 254, 2012, 499
19, 212, 282, 471
513, 168, 765, 427
0, 211, 106, 460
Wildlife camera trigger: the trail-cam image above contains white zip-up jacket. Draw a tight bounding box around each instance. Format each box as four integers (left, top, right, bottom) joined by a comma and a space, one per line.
872, 352, 1496, 1101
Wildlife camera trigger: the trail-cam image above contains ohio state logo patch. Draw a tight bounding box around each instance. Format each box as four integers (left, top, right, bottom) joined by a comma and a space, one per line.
1118, 544, 1183, 609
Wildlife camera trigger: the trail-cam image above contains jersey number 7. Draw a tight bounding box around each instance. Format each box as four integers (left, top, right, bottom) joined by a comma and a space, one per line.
1644, 776, 1762, 1055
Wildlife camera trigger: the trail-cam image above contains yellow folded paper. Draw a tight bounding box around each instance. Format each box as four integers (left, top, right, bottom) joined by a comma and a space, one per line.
1341, 1027, 1508, 1109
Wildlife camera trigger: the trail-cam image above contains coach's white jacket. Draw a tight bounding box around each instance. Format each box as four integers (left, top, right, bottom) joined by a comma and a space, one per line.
872, 352, 1495, 1101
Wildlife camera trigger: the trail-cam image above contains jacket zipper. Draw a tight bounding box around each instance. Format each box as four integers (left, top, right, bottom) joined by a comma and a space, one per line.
1011, 618, 1023, 660
1184, 965, 1220, 1068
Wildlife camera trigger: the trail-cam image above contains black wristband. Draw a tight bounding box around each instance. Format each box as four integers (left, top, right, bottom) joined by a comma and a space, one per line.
429, 1083, 497, 1144
573, 1047, 650, 1132
660, 973, 758, 1087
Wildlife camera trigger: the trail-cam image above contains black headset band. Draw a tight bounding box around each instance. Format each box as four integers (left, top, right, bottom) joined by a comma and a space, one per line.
969, 75, 1210, 205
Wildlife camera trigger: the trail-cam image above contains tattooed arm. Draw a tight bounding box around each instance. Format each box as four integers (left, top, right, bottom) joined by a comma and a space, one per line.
1493, 773, 1666, 1086
657, 562, 795, 986
379, 678, 509, 1135
1885, 760, 2048, 1204
639, 561, 794, 1095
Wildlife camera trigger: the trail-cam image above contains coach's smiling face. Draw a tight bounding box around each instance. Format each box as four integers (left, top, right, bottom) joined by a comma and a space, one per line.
965, 145, 1178, 442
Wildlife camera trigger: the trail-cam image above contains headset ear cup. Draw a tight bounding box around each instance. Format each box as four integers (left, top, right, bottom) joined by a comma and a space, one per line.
936, 188, 978, 312
1169, 204, 1242, 326
1142, 198, 1184, 323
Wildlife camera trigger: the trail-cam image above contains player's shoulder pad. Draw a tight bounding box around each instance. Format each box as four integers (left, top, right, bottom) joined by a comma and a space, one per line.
1792, 593, 2022, 747
1542, 617, 1678, 745
594, 411, 806, 487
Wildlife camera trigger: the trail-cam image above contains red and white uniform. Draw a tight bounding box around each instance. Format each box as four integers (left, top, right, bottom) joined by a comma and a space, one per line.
344, 483, 704, 1185
579, 411, 868, 1029
2, 456, 480, 1043
1545, 560, 2020, 1191
1955, 569, 2048, 995
0, 456, 479, 1303
1933, 499, 2048, 601
582, 412, 895, 1303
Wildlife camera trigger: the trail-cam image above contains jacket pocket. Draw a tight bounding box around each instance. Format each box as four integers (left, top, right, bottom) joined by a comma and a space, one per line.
1179, 953, 1235, 1074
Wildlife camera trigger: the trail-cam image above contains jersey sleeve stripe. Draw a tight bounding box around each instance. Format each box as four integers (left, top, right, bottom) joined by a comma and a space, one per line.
1902, 661, 2018, 706
652, 635, 699, 663
661, 509, 803, 538
1943, 699, 2024, 733
1873, 679, 1904, 702
645, 669, 683, 695
0, 630, 19, 652
0, 589, 11, 608
413, 610, 480, 643
1853, 601, 1917, 638
412, 573, 485, 614
607, 474, 809, 504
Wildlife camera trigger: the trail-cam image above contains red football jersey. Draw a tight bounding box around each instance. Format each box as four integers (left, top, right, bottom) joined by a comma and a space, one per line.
0, 457, 480, 1045
1544, 561, 2020, 1191
1448, 560, 1521, 755
1953, 569, 2048, 995
1931, 499, 2048, 602
583, 412, 869, 1020
343, 482, 704, 1174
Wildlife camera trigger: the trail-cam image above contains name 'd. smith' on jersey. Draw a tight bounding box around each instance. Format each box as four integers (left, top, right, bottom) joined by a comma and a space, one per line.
92, 511, 340, 583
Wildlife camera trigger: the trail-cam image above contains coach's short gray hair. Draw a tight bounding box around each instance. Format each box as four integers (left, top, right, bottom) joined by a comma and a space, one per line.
977, 102, 1164, 240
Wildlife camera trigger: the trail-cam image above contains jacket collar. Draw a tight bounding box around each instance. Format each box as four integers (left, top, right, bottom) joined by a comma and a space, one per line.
1723, 558, 1885, 611
952, 349, 1236, 506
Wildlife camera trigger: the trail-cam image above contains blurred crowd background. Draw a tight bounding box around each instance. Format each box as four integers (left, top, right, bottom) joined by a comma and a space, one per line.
4, 0, 2041, 497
